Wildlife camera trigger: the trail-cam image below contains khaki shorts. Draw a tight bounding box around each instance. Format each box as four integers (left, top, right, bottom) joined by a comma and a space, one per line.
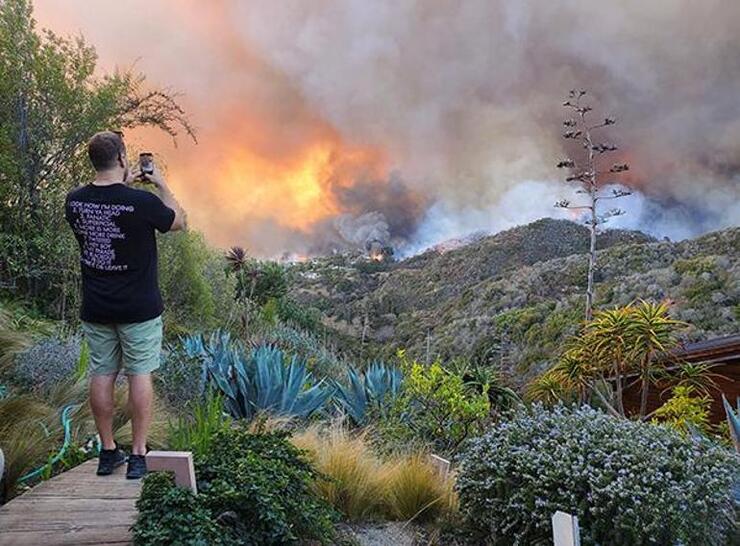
81, 316, 163, 376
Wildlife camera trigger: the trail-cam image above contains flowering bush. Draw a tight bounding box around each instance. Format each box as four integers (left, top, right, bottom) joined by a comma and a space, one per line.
456, 405, 739, 545
11, 336, 81, 391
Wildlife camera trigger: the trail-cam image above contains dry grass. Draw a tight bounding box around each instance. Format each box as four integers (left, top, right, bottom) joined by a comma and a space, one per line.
0, 394, 61, 500
294, 424, 388, 520
292, 423, 457, 523
384, 454, 458, 522
0, 309, 33, 372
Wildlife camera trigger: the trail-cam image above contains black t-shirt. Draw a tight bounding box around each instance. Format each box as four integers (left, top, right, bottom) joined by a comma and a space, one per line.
64, 183, 176, 324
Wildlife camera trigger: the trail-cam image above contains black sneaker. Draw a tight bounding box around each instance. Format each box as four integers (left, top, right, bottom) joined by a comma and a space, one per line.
126, 454, 148, 479
97, 444, 127, 476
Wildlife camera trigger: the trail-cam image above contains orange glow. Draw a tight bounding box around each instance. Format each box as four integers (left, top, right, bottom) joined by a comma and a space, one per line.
178, 138, 387, 233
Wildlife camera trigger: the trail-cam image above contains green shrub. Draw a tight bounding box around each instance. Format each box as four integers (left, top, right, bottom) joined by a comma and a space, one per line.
382, 352, 490, 453
155, 348, 203, 409
456, 405, 739, 545
197, 426, 337, 544
652, 385, 712, 435
134, 472, 231, 546
159, 231, 217, 335
134, 426, 337, 545
276, 297, 322, 332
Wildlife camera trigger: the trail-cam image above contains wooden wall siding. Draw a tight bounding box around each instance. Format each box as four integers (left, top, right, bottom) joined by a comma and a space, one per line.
621, 335, 740, 424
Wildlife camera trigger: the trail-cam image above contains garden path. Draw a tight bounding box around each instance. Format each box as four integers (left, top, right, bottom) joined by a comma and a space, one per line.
0, 459, 140, 545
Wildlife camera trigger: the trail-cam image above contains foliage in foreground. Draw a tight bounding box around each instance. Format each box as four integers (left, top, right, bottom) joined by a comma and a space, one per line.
183, 332, 334, 420
134, 472, 228, 546
456, 404, 739, 546
527, 300, 686, 418
134, 426, 337, 545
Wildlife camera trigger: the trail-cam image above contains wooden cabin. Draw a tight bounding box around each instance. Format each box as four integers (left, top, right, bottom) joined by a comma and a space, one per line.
621, 334, 740, 423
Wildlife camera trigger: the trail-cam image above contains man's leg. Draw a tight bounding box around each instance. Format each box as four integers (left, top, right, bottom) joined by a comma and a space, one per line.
82, 321, 126, 475
90, 374, 118, 450
127, 373, 153, 455
119, 316, 163, 467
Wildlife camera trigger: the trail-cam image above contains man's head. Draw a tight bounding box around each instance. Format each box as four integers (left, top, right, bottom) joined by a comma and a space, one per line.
88, 131, 129, 180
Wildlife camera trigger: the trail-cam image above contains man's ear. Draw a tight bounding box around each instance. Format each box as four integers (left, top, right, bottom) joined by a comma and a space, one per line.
118, 152, 125, 168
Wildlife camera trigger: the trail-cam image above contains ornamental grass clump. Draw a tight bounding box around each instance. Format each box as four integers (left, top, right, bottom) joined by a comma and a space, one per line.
293, 423, 457, 523
293, 424, 388, 520
456, 404, 739, 546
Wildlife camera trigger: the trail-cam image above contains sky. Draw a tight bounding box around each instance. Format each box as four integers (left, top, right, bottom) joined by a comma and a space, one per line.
34, 0, 740, 256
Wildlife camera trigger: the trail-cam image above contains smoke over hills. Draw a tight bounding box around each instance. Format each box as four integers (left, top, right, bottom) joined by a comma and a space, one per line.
35, 0, 740, 255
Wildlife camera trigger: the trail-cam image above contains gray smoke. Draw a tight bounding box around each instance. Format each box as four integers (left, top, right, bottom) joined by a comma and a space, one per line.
335, 212, 389, 249
36, 0, 740, 255
232, 0, 740, 248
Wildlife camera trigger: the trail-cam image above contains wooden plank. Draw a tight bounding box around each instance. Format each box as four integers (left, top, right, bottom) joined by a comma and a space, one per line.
0, 527, 133, 546
0, 459, 142, 546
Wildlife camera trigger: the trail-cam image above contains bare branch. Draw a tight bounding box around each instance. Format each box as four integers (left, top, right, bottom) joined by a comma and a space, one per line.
592, 143, 618, 153
554, 199, 591, 210
596, 188, 632, 202
589, 117, 616, 130
556, 159, 575, 169
609, 163, 629, 173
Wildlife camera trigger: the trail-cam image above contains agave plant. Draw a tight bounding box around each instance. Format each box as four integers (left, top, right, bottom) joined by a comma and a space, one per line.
335, 362, 403, 425
196, 336, 333, 420
180, 330, 245, 396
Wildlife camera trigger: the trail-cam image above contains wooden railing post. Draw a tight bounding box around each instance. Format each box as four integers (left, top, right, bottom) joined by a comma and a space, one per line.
146, 451, 197, 494
428, 453, 450, 479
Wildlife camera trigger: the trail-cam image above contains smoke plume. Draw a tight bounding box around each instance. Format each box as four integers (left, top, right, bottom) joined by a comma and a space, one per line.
35, 0, 740, 255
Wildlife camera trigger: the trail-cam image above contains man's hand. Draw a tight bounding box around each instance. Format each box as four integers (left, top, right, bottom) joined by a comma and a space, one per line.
130, 161, 187, 231
133, 164, 167, 189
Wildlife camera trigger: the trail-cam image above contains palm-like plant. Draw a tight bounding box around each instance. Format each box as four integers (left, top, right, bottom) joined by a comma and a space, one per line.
529, 300, 686, 418
557, 331, 602, 402
586, 306, 634, 415
671, 361, 725, 396
445, 359, 520, 412
524, 370, 571, 405
626, 300, 686, 417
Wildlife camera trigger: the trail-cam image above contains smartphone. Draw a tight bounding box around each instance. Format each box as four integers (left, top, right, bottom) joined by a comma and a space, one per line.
139, 152, 155, 176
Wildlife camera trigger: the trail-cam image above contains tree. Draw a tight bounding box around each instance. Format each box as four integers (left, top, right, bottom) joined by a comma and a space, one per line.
158, 231, 219, 335
0, 0, 194, 313
225, 247, 289, 332
555, 89, 631, 321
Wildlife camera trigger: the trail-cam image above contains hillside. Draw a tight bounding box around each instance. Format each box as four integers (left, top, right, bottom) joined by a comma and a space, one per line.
288, 219, 739, 385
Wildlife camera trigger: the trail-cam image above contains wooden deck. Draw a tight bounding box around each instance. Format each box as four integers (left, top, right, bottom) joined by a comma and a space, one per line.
0, 459, 141, 545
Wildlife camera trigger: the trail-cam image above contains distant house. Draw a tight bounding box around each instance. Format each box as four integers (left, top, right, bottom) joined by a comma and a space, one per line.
622, 334, 740, 423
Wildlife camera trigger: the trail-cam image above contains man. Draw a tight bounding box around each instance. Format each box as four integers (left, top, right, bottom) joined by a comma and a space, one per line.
65, 131, 186, 478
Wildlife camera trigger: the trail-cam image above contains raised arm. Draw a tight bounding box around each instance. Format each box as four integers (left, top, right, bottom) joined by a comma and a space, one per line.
133, 164, 188, 232
154, 177, 187, 232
